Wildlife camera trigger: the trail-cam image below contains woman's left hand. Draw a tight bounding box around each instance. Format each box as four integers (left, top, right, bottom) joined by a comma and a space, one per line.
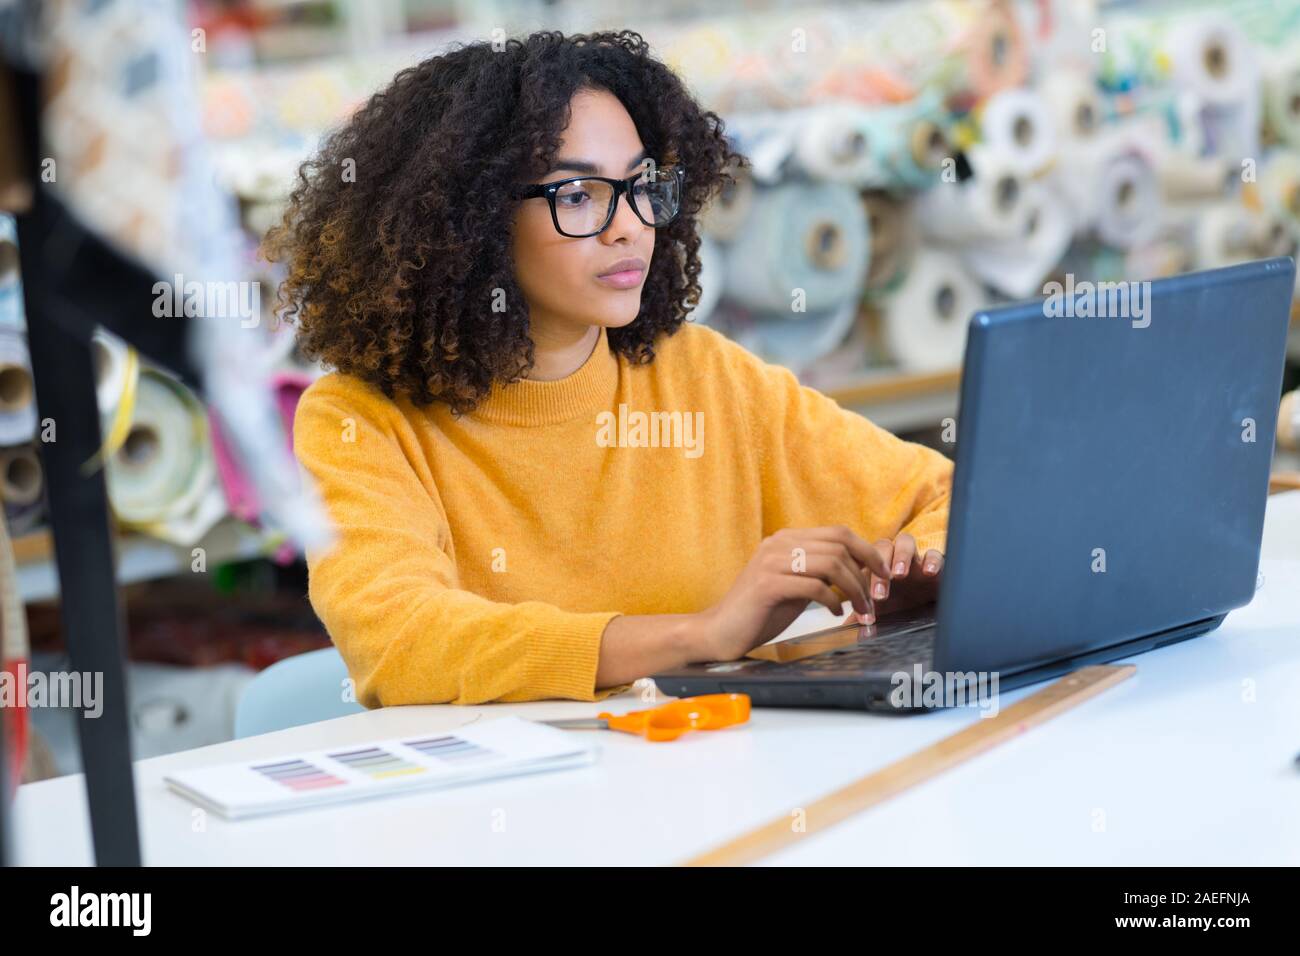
856, 532, 943, 624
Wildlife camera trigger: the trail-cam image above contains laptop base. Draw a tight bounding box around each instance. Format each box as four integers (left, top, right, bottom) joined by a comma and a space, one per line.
652, 614, 1225, 714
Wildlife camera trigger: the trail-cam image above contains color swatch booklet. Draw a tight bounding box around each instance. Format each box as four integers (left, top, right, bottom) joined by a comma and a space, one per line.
164, 716, 598, 819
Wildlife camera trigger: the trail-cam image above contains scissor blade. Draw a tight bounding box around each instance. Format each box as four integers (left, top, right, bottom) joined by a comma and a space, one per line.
540, 718, 610, 730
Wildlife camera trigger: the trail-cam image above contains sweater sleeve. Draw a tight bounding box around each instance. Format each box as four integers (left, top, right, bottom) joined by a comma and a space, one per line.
735, 348, 954, 556
292, 378, 628, 707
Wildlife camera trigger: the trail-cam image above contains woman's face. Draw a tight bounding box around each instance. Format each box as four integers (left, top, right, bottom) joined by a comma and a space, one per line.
511, 87, 657, 338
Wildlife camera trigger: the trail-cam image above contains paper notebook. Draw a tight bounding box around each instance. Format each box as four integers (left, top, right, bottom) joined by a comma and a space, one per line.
164, 717, 598, 820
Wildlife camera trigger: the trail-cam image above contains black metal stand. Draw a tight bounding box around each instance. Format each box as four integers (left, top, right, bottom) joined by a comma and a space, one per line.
23, 297, 142, 866
1, 65, 202, 867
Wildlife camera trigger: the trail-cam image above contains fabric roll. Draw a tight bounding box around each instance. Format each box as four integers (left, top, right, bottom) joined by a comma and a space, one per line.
1054, 127, 1162, 249
723, 181, 870, 315
700, 162, 755, 242
91, 328, 139, 422
861, 191, 912, 295
105, 369, 225, 546
883, 0, 1028, 105
949, 0, 1029, 102
791, 105, 893, 185
0, 214, 19, 291
0, 328, 36, 447
1092, 148, 1163, 249
1192, 202, 1266, 268
959, 181, 1074, 299
1260, 151, 1300, 226
725, 298, 862, 375
1040, 69, 1104, 144
1253, 208, 1300, 261
1156, 148, 1237, 202
875, 94, 953, 189
878, 247, 982, 372
803, 100, 953, 189
79, 328, 142, 478
1263, 51, 1300, 147
727, 99, 954, 191
0, 287, 22, 333
210, 411, 260, 526
915, 143, 1029, 244
0, 443, 44, 536
977, 87, 1058, 175
212, 370, 314, 530
1163, 15, 1258, 109
721, 112, 800, 184
0, 214, 22, 333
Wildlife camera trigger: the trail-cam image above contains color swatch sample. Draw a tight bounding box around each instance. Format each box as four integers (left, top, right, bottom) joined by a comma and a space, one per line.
252, 758, 346, 792
403, 734, 495, 763
326, 746, 426, 780
165, 717, 597, 819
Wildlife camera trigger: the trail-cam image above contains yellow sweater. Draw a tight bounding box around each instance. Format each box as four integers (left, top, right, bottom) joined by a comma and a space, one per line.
293, 322, 953, 708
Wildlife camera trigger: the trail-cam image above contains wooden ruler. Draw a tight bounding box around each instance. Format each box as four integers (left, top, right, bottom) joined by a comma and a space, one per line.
681, 664, 1136, 867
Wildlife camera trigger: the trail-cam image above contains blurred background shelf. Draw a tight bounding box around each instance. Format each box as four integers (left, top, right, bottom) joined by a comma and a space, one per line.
823, 368, 962, 433
11, 519, 279, 604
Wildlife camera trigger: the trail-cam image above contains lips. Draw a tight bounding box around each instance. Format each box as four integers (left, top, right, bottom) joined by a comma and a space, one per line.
596, 257, 647, 289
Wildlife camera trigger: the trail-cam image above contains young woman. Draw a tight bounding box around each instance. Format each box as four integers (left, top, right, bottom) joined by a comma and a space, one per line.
269, 31, 953, 708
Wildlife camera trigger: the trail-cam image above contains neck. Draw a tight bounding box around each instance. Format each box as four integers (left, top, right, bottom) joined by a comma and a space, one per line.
526, 320, 602, 381
469, 322, 617, 426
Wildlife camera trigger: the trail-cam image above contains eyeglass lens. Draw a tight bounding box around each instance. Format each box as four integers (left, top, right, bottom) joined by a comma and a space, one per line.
553, 171, 680, 236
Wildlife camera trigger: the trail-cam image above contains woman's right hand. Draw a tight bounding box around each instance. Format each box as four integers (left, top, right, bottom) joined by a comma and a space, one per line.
688, 526, 892, 664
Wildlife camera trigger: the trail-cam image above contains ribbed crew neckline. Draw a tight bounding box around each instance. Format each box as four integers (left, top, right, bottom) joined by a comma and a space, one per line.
470, 325, 619, 426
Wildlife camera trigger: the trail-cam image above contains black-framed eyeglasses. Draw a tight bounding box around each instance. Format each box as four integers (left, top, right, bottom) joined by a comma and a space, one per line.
515, 165, 684, 238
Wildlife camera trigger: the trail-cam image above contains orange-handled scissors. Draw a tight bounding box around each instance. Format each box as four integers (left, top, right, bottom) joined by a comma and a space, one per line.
542, 693, 750, 742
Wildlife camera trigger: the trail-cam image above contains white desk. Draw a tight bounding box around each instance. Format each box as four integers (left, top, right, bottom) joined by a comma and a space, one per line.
15, 492, 1300, 866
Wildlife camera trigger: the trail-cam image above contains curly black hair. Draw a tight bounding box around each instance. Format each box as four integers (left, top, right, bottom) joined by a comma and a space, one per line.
263, 30, 741, 414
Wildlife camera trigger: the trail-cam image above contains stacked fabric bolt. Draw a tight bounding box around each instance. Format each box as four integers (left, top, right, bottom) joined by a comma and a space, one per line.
30, 0, 330, 558
0, 214, 43, 537
96, 316, 318, 554
672, 0, 1300, 377
681, 0, 1034, 372
185, 1, 1300, 380
0, 213, 318, 553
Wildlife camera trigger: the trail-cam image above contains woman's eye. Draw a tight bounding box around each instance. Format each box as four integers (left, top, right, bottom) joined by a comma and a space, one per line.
556, 190, 590, 207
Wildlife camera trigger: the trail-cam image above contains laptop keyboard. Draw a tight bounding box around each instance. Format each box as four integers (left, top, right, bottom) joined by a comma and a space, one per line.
781, 622, 936, 675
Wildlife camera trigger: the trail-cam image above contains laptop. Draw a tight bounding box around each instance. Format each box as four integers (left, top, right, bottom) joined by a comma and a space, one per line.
653, 258, 1296, 712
